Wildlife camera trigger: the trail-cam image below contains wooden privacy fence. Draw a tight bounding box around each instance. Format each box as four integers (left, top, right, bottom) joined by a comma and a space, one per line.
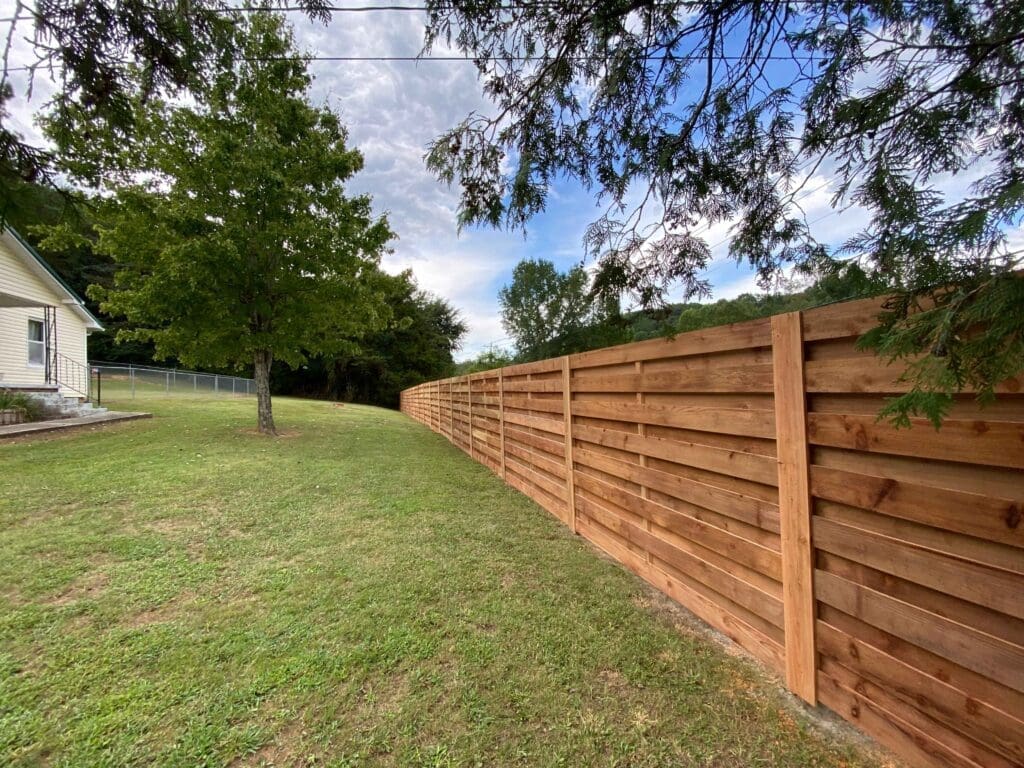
400, 295, 1024, 768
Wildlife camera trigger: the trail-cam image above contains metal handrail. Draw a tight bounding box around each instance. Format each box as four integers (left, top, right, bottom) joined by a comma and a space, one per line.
50, 352, 91, 399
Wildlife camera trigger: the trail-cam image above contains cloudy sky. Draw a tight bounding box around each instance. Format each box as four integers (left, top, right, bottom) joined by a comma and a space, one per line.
3, 5, 1019, 359
292, 8, 800, 357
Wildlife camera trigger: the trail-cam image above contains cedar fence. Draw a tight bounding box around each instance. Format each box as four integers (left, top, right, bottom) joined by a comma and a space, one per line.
400, 295, 1024, 768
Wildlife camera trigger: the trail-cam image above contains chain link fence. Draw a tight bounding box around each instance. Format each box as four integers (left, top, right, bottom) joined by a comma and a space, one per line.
90, 361, 255, 402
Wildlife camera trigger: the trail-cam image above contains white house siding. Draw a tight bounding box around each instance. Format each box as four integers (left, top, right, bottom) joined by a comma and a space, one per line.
0, 236, 90, 397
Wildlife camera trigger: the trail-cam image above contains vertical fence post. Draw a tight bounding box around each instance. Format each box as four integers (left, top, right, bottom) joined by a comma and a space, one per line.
130, 364, 135, 399
771, 311, 817, 706
448, 380, 454, 439
166, 371, 170, 393
467, 375, 474, 458
215, 375, 219, 394
561, 356, 577, 533
636, 360, 653, 562
498, 368, 506, 480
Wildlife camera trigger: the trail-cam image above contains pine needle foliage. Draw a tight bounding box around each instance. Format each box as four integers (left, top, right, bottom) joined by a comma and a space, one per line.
422, 0, 1024, 425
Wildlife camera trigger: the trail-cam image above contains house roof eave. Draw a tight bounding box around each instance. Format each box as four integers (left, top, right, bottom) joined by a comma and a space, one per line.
2, 226, 105, 331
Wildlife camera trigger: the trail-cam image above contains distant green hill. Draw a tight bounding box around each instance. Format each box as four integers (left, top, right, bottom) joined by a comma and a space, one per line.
627, 263, 883, 341
459, 263, 884, 372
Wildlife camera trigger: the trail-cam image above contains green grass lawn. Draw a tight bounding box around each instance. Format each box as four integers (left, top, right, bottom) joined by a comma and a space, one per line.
1, 395, 885, 767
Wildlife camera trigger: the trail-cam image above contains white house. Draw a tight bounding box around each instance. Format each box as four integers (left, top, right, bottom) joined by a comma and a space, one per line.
0, 225, 103, 399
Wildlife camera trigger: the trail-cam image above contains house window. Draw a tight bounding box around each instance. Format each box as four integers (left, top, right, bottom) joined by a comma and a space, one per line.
27, 319, 45, 366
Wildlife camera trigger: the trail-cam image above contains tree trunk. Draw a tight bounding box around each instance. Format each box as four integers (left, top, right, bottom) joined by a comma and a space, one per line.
254, 349, 276, 435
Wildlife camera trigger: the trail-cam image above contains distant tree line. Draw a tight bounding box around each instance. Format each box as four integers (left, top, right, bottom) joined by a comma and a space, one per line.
454, 257, 883, 372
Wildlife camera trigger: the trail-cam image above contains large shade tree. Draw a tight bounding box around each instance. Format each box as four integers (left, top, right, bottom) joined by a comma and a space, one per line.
499, 258, 627, 361
424, 0, 1024, 424
499, 258, 593, 360
273, 270, 468, 407
92, 13, 393, 434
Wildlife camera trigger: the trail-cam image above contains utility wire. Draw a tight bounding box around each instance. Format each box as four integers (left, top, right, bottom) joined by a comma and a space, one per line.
2, 51, 829, 72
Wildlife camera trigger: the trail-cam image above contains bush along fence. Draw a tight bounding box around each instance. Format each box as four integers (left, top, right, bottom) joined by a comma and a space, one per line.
400, 295, 1024, 768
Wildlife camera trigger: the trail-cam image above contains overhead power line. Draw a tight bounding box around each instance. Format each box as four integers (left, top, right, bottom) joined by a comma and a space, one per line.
220, 1, 992, 12
4, 52, 827, 72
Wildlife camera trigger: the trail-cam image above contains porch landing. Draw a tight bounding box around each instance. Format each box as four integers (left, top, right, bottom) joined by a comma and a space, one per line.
0, 411, 152, 440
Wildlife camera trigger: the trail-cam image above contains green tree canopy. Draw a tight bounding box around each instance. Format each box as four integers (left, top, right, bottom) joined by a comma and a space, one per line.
499, 258, 628, 361
453, 347, 515, 376
274, 270, 468, 407
92, 13, 393, 433
424, 0, 1024, 424
499, 259, 592, 361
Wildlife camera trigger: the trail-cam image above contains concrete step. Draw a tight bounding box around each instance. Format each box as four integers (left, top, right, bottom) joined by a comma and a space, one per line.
19, 391, 100, 419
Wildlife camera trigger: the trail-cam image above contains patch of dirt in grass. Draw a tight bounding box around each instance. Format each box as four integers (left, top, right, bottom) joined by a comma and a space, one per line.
7, 500, 86, 529
47, 570, 109, 606
655, 648, 680, 664
145, 517, 198, 535
125, 591, 197, 628
233, 718, 307, 767
631, 593, 654, 611
598, 668, 631, 694
722, 669, 758, 699
237, 428, 302, 439
358, 670, 412, 719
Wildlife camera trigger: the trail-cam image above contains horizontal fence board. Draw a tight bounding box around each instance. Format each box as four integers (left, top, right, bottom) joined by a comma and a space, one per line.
810, 465, 1024, 549
816, 620, 1024, 765
805, 357, 1022, 395
814, 499, 1024, 577
813, 517, 1024, 620
574, 446, 781, 534
573, 422, 779, 486
571, 364, 774, 393
573, 471, 782, 582
579, 495, 784, 628
570, 317, 773, 369
815, 570, 1024, 692
400, 294, 1024, 768
817, 550, 1024, 649
572, 401, 777, 439
818, 659, 1015, 768
807, 413, 1024, 469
